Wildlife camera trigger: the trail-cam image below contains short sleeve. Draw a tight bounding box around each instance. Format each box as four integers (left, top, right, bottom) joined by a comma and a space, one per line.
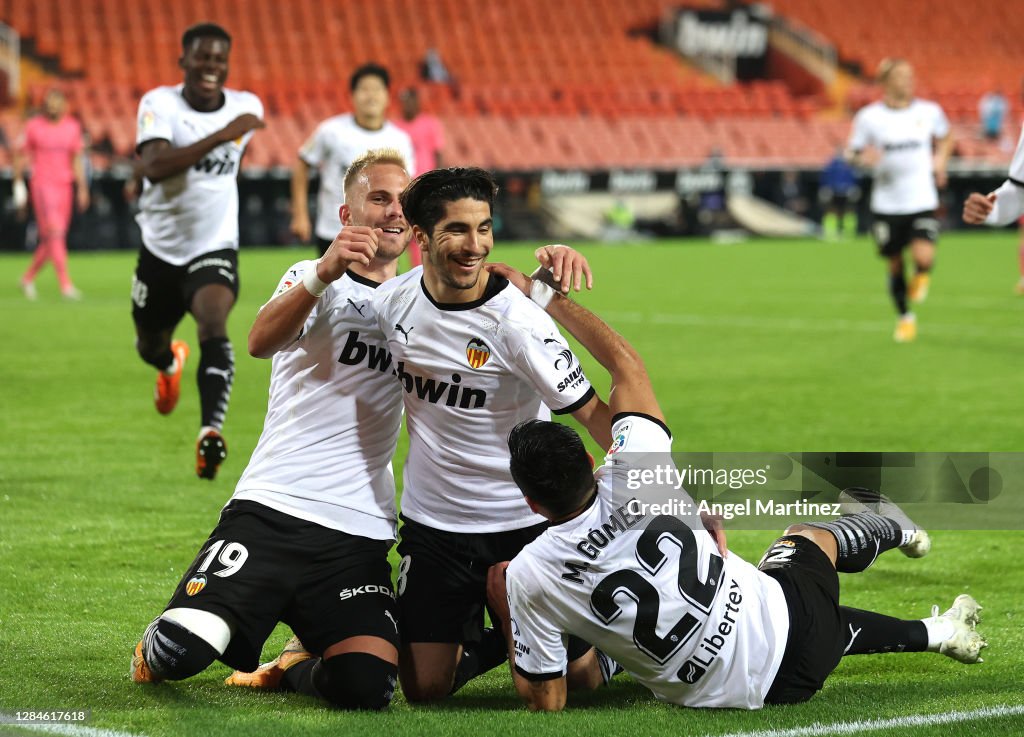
136, 90, 175, 150
930, 103, 950, 139
847, 108, 870, 151
259, 260, 322, 340
1007, 124, 1024, 183
299, 123, 327, 166
508, 312, 594, 415
506, 558, 568, 681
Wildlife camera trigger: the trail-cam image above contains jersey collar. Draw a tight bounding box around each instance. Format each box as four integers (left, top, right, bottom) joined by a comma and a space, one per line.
419, 274, 509, 311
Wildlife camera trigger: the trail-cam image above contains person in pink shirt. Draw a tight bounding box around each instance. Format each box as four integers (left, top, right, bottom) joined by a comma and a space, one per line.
393, 88, 444, 267
14, 89, 90, 300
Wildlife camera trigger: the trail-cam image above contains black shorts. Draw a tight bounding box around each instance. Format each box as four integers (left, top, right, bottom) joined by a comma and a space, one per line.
871, 211, 939, 257
164, 500, 398, 673
395, 515, 591, 661
758, 535, 845, 705
131, 246, 240, 333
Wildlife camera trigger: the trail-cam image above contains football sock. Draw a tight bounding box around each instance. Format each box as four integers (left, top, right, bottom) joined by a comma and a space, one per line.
449, 627, 508, 695
889, 272, 908, 315
803, 512, 903, 572
282, 658, 322, 697
197, 337, 234, 430
839, 606, 928, 654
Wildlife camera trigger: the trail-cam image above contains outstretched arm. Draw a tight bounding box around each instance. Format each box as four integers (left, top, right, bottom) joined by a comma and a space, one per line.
488, 263, 663, 423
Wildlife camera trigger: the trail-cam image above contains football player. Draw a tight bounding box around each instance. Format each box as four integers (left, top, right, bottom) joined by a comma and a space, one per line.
483, 263, 987, 710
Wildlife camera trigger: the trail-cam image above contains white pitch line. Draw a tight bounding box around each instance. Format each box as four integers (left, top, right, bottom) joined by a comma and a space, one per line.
0, 717, 142, 737
604, 310, 1024, 340
704, 703, 1024, 737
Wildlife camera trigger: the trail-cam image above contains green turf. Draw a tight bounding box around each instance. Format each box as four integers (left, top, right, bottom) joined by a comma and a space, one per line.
1, 233, 1022, 737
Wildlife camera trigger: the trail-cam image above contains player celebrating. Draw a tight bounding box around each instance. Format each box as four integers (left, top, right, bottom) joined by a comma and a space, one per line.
847, 59, 953, 342
130, 23, 264, 479
291, 63, 414, 257
483, 264, 987, 710
963, 121, 1024, 227
14, 88, 89, 300
130, 149, 413, 709
372, 167, 611, 702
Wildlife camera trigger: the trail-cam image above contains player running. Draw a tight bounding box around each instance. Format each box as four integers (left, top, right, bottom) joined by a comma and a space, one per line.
481, 262, 987, 710
372, 167, 612, 702
847, 58, 953, 342
130, 23, 264, 479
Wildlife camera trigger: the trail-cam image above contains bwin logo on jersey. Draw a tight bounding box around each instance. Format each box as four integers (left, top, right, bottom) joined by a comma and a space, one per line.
678, 659, 707, 684
194, 153, 237, 176
394, 362, 487, 409
466, 338, 491, 369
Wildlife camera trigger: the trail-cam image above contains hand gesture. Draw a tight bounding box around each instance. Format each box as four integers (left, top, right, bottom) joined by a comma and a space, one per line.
962, 192, 995, 225
319, 225, 381, 281
534, 244, 594, 293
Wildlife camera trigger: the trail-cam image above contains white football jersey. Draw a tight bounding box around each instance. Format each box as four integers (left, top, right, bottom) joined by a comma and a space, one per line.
507, 415, 790, 710
1006, 122, 1024, 185
135, 85, 263, 265
299, 114, 414, 240
848, 99, 950, 215
372, 274, 596, 533
232, 264, 418, 540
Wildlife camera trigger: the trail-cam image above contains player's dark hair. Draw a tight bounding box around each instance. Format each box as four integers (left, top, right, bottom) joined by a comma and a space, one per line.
400, 167, 499, 236
182, 23, 232, 52
350, 63, 390, 92
508, 420, 595, 518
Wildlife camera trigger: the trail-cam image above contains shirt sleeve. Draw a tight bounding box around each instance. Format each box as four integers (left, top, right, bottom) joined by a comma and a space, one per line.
259, 260, 322, 340
847, 108, 870, 151
1006, 123, 1024, 184
931, 102, 951, 139
506, 558, 568, 681
299, 122, 327, 167
136, 90, 175, 150
507, 307, 595, 415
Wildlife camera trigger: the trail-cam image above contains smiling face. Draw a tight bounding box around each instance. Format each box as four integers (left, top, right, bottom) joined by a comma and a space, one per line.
418, 198, 494, 301
180, 36, 230, 111
340, 162, 411, 262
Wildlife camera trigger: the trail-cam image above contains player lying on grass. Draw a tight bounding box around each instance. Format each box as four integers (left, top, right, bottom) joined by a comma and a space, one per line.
483, 261, 988, 711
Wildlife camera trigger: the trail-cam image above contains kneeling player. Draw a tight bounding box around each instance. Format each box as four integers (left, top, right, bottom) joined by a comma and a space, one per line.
129, 149, 414, 709
482, 262, 986, 711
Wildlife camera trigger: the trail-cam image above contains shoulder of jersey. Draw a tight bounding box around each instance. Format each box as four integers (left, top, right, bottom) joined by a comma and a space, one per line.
227, 88, 263, 109
140, 85, 180, 105
371, 267, 421, 310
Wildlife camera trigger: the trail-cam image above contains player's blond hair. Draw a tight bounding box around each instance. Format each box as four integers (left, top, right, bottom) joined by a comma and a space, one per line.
343, 148, 410, 194
876, 57, 909, 83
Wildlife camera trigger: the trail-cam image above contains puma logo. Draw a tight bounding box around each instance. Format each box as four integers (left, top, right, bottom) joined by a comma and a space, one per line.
205, 367, 233, 381
346, 298, 365, 316
395, 323, 414, 344
843, 623, 863, 654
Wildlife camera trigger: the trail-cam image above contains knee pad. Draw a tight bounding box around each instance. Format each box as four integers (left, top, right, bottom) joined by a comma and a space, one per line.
141, 616, 221, 681
314, 653, 397, 711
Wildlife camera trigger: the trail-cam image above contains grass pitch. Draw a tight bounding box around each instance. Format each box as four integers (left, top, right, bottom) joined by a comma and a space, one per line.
1, 231, 1022, 737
